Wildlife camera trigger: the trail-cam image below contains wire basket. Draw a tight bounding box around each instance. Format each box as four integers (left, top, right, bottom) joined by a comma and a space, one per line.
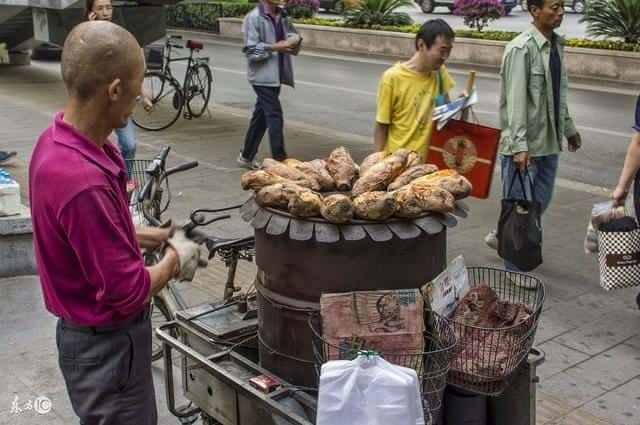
309, 311, 457, 422
144, 44, 164, 70
125, 159, 154, 219
438, 266, 545, 396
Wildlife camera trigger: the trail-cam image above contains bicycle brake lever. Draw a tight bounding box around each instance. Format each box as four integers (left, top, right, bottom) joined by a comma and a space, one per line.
189, 210, 232, 227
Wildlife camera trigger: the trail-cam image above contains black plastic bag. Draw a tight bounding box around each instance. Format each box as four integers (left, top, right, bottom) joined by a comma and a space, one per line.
497, 170, 542, 271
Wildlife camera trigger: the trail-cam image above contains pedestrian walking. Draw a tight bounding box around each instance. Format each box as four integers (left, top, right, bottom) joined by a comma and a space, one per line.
610, 94, 640, 309
374, 19, 458, 161
237, 0, 302, 169
29, 22, 201, 424
86, 0, 152, 181
485, 0, 582, 284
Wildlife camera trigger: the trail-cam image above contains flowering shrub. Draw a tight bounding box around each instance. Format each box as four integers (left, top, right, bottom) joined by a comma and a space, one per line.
453, 0, 503, 32
286, 0, 319, 18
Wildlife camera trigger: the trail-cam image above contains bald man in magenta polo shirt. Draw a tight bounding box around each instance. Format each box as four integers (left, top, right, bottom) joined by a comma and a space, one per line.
29, 22, 201, 424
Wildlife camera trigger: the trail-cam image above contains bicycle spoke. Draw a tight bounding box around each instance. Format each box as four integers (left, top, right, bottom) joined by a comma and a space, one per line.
186, 64, 212, 118
132, 72, 183, 131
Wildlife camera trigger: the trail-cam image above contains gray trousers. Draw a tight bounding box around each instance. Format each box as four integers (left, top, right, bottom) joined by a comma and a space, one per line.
56, 309, 157, 425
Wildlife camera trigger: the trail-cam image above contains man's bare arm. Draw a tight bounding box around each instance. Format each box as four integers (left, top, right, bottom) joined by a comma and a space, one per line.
374, 122, 389, 152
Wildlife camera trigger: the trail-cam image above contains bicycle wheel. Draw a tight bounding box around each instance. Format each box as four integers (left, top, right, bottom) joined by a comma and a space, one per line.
132, 71, 183, 131
151, 295, 172, 361
185, 63, 212, 118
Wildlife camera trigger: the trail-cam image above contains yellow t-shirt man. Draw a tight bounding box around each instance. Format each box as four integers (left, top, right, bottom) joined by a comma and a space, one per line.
376, 62, 455, 160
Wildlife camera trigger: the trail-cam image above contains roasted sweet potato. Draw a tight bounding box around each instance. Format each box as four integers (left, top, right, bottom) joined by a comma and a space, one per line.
321, 194, 354, 223
353, 191, 398, 221
359, 152, 387, 176
351, 149, 409, 197
262, 158, 320, 190
412, 170, 472, 199
387, 164, 439, 191
255, 182, 307, 209
288, 190, 323, 217
326, 147, 358, 191
241, 170, 288, 191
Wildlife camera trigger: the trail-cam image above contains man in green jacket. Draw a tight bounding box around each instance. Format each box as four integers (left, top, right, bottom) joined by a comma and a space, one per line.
485, 0, 582, 282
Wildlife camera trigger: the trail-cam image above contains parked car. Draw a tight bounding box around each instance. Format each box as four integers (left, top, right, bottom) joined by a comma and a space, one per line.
31, 43, 62, 61
418, 0, 517, 14
519, 0, 587, 13
320, 0, 345, 14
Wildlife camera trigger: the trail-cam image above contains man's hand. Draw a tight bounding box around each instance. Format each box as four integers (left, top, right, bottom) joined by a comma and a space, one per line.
611, 186, 629, 207
568, 133, 582, 152
88, 11, 97, 20
513, 151, 529, 173
136, 225, 172, 249
271, 41, 295, 53
166, 229, 202, 281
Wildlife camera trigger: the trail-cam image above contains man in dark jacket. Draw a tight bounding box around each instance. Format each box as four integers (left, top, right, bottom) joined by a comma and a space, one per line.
237, 0, 302, 169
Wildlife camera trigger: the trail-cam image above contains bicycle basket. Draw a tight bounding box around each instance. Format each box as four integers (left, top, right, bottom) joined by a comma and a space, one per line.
125, 159, 154, 222
310, 311, 456, 422
437, 266, 545, 396
145, 45, 164, 70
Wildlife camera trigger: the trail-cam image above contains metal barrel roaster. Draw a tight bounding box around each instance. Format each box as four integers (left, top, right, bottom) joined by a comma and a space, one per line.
240, 197, 468, 387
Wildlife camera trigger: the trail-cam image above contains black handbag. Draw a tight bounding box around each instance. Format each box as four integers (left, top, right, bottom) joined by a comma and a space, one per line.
497, 169, 542, 272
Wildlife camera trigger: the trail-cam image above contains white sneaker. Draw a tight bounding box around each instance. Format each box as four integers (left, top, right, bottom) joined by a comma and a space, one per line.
236, 152, 260, 170
484, 230, 498, 250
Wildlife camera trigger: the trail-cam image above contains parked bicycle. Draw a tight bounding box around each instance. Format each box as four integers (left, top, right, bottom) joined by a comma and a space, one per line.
129, 146, 255, 362
132, 35, 213, 132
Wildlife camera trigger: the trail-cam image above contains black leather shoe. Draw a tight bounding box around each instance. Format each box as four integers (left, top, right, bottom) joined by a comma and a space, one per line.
0, 151, 16, 164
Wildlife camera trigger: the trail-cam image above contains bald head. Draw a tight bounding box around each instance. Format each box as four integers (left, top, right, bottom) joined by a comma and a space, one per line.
61, 21, 142, 100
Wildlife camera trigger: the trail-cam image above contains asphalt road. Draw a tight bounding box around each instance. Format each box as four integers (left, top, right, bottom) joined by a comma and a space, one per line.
168, 36, 636, 191
318, 5, 589, 39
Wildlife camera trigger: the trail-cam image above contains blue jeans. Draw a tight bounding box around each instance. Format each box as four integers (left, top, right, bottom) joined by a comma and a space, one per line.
114, 117, 136, 178
500, 154, 558, 271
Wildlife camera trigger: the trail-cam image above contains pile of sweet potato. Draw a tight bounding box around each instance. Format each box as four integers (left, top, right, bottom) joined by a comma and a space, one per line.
240, 147, 472, 224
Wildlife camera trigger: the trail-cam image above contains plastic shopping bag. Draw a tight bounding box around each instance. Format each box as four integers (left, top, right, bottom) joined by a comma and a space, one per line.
583, 202, 626, 254
316, 354, 425, 425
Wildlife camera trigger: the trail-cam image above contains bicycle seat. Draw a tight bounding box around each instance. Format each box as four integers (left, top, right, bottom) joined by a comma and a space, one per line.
206, 236, 255, 255
186, 40, 204, 51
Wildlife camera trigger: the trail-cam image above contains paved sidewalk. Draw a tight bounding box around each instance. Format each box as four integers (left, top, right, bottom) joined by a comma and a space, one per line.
0, 61, 638, 425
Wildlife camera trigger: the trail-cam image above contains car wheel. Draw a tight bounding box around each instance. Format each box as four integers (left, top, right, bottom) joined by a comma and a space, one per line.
504, 6, 513, 14
573, 0, 585, 13
334, 0, 344, 14
420, 0, 435, 13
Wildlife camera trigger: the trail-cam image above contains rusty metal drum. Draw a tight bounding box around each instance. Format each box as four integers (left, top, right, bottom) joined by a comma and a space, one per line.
240, 197, 467, 387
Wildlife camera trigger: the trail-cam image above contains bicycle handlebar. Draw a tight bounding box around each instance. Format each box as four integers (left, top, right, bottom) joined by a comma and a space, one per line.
167, 161, 199, 176
137, 146, 199, 225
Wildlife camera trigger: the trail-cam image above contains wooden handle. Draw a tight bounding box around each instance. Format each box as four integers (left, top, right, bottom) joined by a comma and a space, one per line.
465, 71, 476, 97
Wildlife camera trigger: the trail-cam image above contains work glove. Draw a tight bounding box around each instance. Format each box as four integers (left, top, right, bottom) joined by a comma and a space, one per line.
166, 229, 202, 281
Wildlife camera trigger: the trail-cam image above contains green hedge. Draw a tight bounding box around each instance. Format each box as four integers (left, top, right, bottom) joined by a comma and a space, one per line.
293, 18, 640, 52
167, 2, 257, 30
166, 7, 640, 52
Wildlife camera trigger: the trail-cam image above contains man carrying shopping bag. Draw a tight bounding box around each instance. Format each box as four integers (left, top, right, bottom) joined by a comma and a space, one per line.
484, 0, 582, 283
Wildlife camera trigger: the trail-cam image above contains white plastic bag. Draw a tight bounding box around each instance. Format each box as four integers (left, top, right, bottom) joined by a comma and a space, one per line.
316, 354, 425, 425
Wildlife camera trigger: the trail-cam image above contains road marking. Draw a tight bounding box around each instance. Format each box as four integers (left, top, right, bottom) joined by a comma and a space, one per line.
210, 66, 634, 139
172, 31, 640, 96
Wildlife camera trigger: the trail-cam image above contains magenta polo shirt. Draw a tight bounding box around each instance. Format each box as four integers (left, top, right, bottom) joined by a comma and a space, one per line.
29, 113, 150, 326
